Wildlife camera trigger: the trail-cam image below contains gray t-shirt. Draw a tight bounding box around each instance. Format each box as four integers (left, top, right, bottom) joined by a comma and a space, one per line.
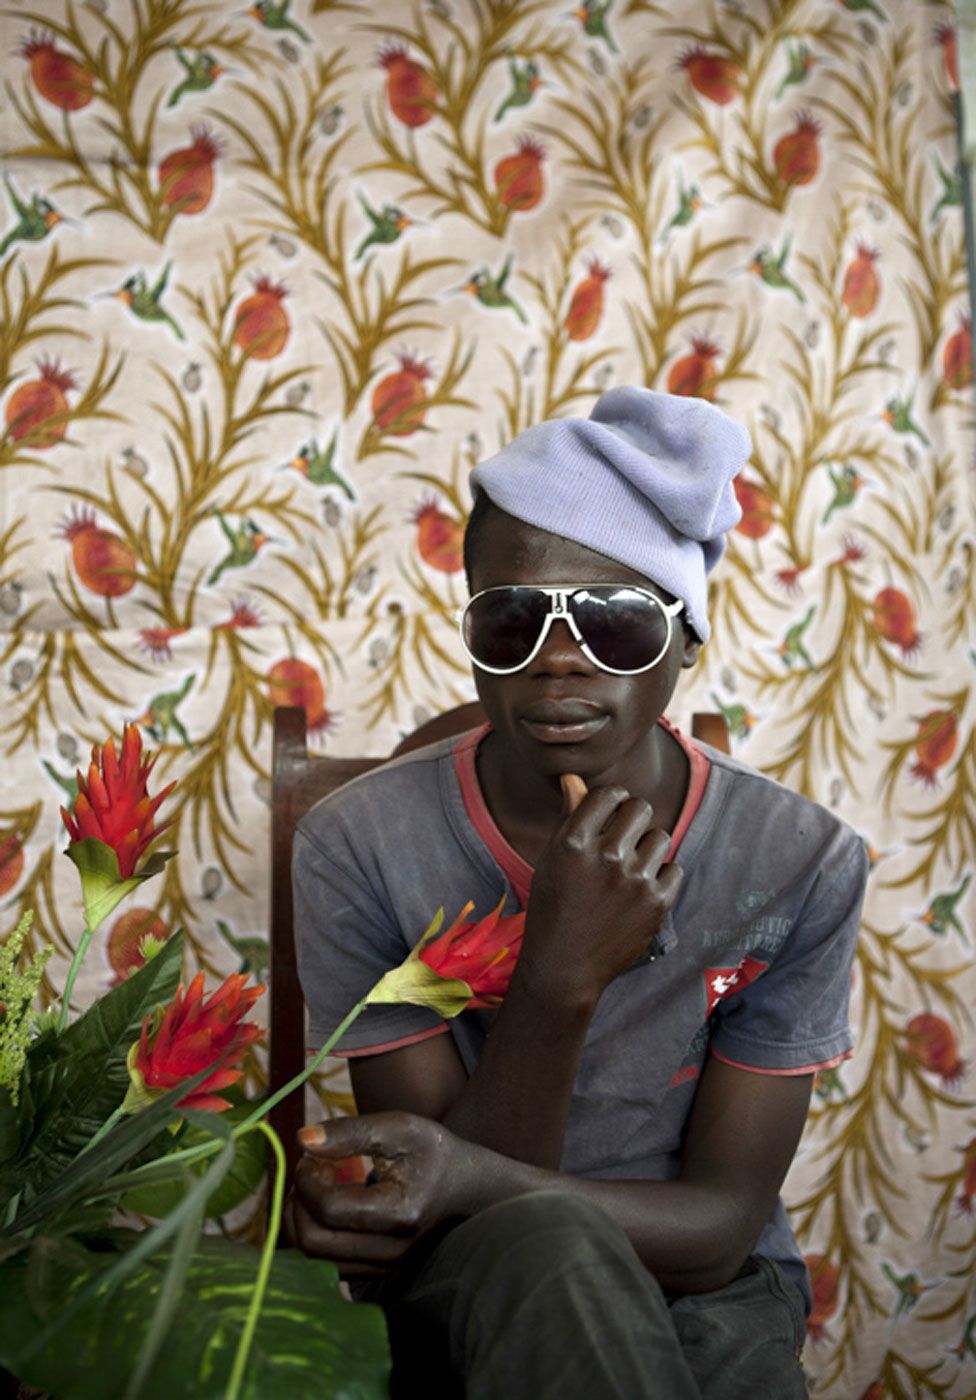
294, 723, 868, 1310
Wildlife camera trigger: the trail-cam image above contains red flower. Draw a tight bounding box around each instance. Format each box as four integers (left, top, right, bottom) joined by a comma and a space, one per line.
419, 899, 526, 1007
61, 723, 175, 880
366, 898, 526, 1017
132, 971, 265, 1112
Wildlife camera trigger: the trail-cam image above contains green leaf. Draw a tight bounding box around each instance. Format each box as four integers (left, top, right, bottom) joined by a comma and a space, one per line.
0, 1235, 390, 1400
65, 839, 175, 931
366, 958, 475, 1018
122, 1099, 267, 1220
4, 1047, 214, 1236
8, 932, 183, 1205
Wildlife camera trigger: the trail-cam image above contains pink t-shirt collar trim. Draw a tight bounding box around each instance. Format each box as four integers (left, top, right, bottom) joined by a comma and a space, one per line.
453, 717, 711, 910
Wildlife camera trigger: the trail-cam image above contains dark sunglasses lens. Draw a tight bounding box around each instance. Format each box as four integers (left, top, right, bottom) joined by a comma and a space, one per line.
464, 588, 549, 669
571, 588, 669, 671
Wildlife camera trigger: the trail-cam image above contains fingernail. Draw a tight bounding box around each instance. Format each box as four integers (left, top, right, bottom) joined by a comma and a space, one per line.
298, 1124, 326, 1148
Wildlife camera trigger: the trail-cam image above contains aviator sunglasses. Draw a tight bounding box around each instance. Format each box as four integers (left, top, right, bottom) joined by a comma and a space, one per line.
458, 584, 685, 676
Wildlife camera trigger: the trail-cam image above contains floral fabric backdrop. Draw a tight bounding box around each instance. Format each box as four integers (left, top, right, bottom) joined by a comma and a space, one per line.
0, 0, 973, 1392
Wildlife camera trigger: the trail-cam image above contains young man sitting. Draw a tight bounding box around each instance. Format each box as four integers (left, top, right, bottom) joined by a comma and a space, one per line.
287, 387, 868, 1399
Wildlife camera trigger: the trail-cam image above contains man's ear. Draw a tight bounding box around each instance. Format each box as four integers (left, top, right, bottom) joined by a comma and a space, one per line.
680, 630, 702, 669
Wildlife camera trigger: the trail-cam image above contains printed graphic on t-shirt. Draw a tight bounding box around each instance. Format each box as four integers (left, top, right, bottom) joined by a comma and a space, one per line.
703, 955, 770, 1017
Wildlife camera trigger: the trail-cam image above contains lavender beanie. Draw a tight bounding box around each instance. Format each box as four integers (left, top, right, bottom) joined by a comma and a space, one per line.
468, 386, 751, 643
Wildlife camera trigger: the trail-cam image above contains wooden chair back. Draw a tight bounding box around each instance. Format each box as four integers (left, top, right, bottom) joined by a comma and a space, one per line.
267, 703, 730, 1178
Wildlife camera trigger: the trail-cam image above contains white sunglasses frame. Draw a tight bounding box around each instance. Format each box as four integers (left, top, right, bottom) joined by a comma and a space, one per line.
457, 583, 685, 676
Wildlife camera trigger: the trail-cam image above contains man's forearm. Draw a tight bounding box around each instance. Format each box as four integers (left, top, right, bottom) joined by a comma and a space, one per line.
447, 1142, 756, 1294
442, 969, 597, 1168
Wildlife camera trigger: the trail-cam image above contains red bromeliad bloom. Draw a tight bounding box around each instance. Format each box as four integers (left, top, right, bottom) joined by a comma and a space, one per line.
61, 723, 175, 880
366, 898, 527, 1017
132, 971, 265, 1112
418, 899, 526, 1007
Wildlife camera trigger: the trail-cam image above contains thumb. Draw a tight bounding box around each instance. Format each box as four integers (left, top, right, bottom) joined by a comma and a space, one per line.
560, 772, 587, 815
297, 1112, 401, 1160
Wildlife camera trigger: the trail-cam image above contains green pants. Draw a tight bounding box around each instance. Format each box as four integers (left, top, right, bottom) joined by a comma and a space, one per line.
359, 1191, 809, 1399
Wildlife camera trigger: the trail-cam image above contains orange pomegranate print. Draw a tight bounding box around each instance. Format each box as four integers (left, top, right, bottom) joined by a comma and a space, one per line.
956, 1136, 976, 1214
935, 22, 959, 92
158, 124, 221, 215
20, 31, 94, 111
108, 907, 168, 983
413, 498, 464, 573
379, 44, 438, 127
772, 112, 821, 188
233, 276, 290, 361
5, 358, 76, 448
733, 478, 776, 539
804, 1254, 839, 1342
667, 335, 721, 401
871, 587, 921, 658
859, 1385, 884, 1400
905, 1012, 966, 1087
494, 137, 546, 212
60, 507, 137, 598
268, 657, 332, 735
842, 244, 881, 318
942, 316, 972, 390
565, 258, 611, 342
0, 830, 24, 898
910, 710, 958, 786
371, 352, 431, 435
676, 46, 742, 105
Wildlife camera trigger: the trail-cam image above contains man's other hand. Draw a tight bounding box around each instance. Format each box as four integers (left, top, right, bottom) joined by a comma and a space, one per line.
283, 1111, 484, 1273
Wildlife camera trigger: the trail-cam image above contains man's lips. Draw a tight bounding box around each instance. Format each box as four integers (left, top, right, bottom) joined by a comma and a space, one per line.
519, 699, 608, 743
521, 699, 606, 724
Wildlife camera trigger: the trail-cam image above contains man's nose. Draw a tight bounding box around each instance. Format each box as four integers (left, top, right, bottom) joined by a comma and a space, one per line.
528, 617, 596, 674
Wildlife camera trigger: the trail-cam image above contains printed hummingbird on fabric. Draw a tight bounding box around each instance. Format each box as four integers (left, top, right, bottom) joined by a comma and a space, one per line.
247, 0, 310, 43
778, 606, 817, 669
355, 195, 413, 259
208, 509, 274, 585
136, 673, 196, 752
775, 42, 816, 101
750, 237, 805, 302
283, 431, 354, 499
881, 1263, 941, 1319
109, 262, 185, 340
659, 174, 704, 244
930, 152, 961, 223
166, 48, 224, 108
217, 919, 270, 981
919, 875, 970, 942
494, 56, 542, 122
822, 463, 865, 524
461, 255, 527, 323
0, 175, 64, 258
709, 693, 756, 741
573, 0, 619, 54
883, 390, 930, 446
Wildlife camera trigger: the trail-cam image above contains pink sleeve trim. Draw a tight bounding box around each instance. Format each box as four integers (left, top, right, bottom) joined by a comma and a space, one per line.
710, 1047, 853, 1077
319, 1022, 450, 1059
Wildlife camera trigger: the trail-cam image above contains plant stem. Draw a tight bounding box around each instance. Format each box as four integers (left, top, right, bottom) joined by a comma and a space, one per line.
224, 1123, 285, 1400
57, 925, 95, 1034
235, 997, 368, 1134
79, 1103, 126, 1158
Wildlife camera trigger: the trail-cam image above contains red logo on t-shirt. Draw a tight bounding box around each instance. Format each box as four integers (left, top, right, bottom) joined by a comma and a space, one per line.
703, 956, 769, 1017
